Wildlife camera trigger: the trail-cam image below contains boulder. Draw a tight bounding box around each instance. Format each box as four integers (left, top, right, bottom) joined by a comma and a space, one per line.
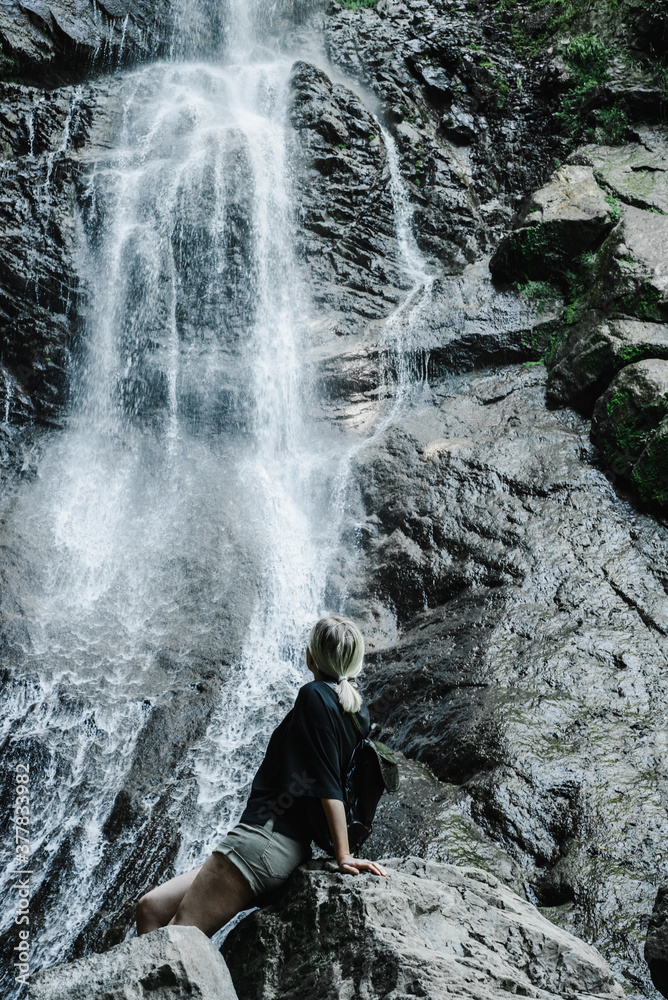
31, 925, 239, 1000
223, 858, 625, 999
591, 358, 668, 507
579, 140, 668, 215
597, 205, 668, 321
546, 311, 668, 408
646, 882, 668, 998
490, 165, 614, 284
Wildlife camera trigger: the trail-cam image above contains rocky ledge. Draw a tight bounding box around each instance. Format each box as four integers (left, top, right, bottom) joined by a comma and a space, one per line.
31, 860, 626, 1000
223, 858, 624, 1000
31, 924, 239, 1000
490, 130, 668, 510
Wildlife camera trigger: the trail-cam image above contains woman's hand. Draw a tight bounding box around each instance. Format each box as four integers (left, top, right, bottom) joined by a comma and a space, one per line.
336, 853, 388, 877
321, 799, 388, 877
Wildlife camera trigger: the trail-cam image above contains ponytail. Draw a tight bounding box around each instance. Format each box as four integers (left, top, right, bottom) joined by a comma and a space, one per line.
307, 615, 364, 714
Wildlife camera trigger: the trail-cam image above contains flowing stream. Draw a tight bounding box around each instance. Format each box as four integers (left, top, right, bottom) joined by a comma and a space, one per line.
0, 0, 434, 988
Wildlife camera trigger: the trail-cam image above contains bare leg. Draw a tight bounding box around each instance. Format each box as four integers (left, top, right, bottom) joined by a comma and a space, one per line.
136, 866, 202, 935
168, 851, 255, 937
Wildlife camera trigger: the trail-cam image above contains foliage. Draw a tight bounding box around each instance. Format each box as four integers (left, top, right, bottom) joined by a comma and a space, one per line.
605, 194, 621, 224
553, 34, 631, 145
335, 0, 378, 7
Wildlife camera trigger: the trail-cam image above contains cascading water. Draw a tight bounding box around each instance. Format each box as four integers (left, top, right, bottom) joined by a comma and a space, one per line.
0, 0, 434, 991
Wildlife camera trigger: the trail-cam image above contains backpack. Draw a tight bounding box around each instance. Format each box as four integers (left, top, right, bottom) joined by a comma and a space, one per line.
328, 714, 401, 856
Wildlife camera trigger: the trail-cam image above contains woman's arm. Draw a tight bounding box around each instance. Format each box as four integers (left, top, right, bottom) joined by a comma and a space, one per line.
321, 799, 387, 877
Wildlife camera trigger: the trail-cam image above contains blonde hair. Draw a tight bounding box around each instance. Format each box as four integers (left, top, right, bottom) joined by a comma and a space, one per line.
308, 614, 364, 714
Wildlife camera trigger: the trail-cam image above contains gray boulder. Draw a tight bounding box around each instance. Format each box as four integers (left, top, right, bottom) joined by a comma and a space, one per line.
591, 358, 668, 507
223, 858, 625, 999
490, 165, 614, 283
646, 882, 668, 997
546, 312, 668, 408
31, 925, 239, 1000
598, 205, 668, 321
579, 141, 668, 215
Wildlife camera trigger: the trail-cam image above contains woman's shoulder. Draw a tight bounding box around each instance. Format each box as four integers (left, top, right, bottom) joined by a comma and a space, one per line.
295, 679, 337, 706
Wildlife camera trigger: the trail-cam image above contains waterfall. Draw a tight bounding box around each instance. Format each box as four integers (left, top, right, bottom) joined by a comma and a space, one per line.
0, 0, 433, 987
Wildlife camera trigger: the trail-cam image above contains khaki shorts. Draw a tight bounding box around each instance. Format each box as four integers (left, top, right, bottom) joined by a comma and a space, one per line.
214, 817, 310, 897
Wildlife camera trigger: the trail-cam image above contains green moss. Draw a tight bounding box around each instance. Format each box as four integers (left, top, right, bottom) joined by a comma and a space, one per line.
633, 430, 668, 506
618, 282, 663, 320
605, 389, 630, 416
335, 0, 377, 7
605, 193, 622, 224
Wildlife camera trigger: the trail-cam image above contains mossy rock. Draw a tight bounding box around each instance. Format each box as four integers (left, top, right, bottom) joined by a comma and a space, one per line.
546, 311, 668, 410
490, 165, 614, 284
591, 358, 668, 508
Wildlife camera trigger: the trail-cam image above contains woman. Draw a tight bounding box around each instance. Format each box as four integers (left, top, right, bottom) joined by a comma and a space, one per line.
136, 615, 387, 937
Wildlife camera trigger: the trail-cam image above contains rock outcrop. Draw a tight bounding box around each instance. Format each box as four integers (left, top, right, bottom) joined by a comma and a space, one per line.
547, 313, 668, 409
490, 164, 615, 284
0, 0, 174, 85
489, 128, 668, 510
341, 362, 668, 989
31, 925, 239, 1000
646, 882, 668, 998
591, 358, 668, 506
223, 858, 625, 1000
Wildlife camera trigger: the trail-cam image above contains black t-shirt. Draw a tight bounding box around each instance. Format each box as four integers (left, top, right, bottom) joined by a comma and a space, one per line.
239, 679, 370, 851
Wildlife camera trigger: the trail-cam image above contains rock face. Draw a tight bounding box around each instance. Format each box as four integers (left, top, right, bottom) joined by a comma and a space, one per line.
31, 925, 239, 1000
646, 882, 668, 998
342, 363, 668, 989
491, 129, 668, 509
490, 165, 615, 283
591, 359, 668, 506
0, 0, 174, 85
223, 858, 625, 1000
1, 0, 668, 997
547, 313, 668, 409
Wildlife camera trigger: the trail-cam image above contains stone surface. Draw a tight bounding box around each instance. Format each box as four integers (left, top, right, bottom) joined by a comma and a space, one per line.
0, 0, 174, 84
364, 755, 527, 896
490, 165, 614, 283
579, 141, 668, 215
591, 359, 668, 506
335, 363, 668, 989
31, 925, 239, 1000
646, 882, 668, 998
323, 0, 562, 264
223, 858, 625, 1000
546, 312, 668, 408
0, 1, 667, 998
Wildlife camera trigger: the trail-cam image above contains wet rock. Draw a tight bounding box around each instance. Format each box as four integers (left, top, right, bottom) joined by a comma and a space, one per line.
0, 0, 174, 85
31, 925, 238, 1000
223, 858, 625, 999
324, 0, 563, 260
591, 359, 668, 508
596, 205, 668, 321
646, 882, 668, 998
340, 364, 668, 989
546, 312, 668, 409
578, 142, 668, 215
288, 59, 404, 335
490, 164, 614, 284
365, 755, 527, 895
0, 77, 124, 477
